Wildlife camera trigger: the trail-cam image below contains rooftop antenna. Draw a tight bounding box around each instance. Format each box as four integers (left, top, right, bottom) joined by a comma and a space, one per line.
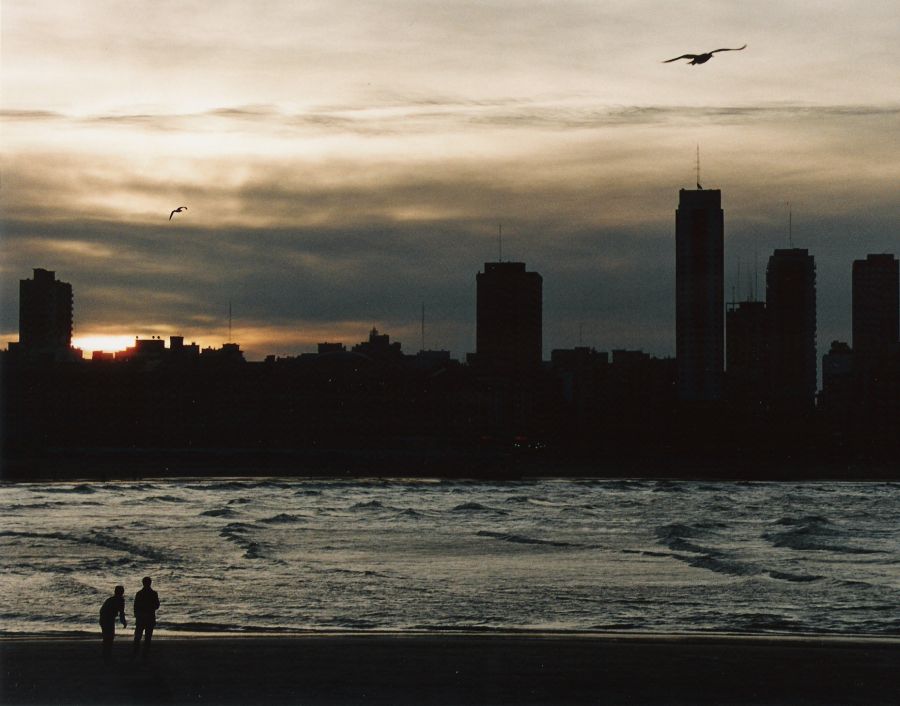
786, 201, 793, 248
228, 301, 232, 343
789, 205, 793, 248
735, 256, 741, 304
753, 247, 759, 302
579, 322, 584, 347
421, 301, 425, 352
498, 223, 503, 262
696, 144, 702, 190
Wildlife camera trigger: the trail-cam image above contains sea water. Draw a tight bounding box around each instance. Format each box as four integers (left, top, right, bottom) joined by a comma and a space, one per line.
1, 478, 898, 637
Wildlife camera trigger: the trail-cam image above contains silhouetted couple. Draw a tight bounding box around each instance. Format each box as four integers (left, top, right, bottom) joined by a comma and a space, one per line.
99, 576, 160, 661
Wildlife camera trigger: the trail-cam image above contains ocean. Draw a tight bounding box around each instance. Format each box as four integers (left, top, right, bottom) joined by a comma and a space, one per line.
1, 478, 898, 637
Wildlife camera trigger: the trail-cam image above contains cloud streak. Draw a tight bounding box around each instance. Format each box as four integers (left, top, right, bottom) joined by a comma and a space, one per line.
5, 102, 900, 137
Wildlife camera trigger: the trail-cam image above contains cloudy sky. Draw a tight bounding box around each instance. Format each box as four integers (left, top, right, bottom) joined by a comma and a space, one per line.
2, 1, 898, 361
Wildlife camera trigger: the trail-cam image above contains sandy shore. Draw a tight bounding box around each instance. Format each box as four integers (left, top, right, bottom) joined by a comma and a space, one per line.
2, 633, 898, 705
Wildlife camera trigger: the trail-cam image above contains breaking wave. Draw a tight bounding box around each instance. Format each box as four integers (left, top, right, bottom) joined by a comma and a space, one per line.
218, 522, 264, 559
259, 513, 306, 524
768, 570, 822, 583
0, 529, 169, 561
452, 502, 507, 514
476, 531, 578, 548
655, 523, 760, 577
200, 507, 239, 518
36, 485, 97, 494
764, 516, 880, 553
351, 500, 385, 510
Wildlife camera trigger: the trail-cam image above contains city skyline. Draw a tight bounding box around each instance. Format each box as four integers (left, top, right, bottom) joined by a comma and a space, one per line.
11, 242, 895, 369
2, 1, 899, 360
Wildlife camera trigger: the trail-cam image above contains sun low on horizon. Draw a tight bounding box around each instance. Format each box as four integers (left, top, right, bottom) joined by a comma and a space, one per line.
71, 335, 139, 356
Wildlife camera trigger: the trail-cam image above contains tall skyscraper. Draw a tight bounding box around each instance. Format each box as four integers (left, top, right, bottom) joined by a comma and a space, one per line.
852, 254, 899, 358
19, 268, 74, 355
675, 188, 724, 401
475, 261, 542, 375
766, 248, 817, 407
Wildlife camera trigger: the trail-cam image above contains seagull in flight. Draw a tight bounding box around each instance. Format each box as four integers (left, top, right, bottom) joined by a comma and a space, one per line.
663, 44, 747, 65
169, 206, 187, 220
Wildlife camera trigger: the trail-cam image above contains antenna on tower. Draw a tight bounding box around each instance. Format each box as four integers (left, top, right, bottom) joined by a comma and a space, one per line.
228, 301, 233, 343
735, 256, 741, 303
421, 301, 425, 352
498, 223, 503, 262
786, 202, 793, 248
696, 144, 702, 190
753, 247, 759, 302
789, 205, 793, 248
579, 322, 584, 347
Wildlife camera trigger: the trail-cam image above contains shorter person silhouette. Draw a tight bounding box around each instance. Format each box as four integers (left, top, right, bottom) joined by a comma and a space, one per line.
132, 576, 160, 660
99, 585, 127, 662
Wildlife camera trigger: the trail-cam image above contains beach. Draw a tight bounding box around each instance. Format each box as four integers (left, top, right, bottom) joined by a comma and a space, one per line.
2, 633, 898, 705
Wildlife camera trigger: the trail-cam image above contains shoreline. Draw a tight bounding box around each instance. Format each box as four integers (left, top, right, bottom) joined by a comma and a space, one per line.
4, 446, 899, 482
3, 628, 900, 645
4, 467, 900, 483
3, 633, 898, 705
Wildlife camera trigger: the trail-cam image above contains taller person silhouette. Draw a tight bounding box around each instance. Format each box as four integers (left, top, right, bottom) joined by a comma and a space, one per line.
132, 576, 160, 660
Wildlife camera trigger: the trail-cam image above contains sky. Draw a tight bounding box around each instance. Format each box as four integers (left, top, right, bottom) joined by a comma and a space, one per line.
2, 0, 899, 361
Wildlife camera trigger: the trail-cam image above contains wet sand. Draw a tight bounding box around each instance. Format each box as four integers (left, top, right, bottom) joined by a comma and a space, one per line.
2, 633, 898, 705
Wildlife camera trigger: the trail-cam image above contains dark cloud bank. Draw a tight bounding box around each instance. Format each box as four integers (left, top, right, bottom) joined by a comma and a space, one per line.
3, 204, 893, 363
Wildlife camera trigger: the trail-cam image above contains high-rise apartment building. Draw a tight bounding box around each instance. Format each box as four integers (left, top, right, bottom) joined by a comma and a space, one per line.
475, 262, 542, 375
852, 254, 899, 358
19, 268, 74, 355
675, 188, 724, 401
766, 249, 817, 407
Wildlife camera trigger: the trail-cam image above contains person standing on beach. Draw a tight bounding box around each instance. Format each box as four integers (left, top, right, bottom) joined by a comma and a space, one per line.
99, 585, 127, 662
132, 576, 160, 659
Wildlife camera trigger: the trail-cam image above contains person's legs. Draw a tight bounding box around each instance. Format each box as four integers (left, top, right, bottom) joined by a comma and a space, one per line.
141, 623, 154, 657
101, 624, 114, 661
132, 620, 145, 657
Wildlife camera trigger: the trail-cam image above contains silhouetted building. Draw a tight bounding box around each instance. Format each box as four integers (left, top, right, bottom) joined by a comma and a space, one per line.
475, 262, 543, 375
318, 342, 346, 355
116, 336, 203, 364
352, 328, 404, 362
852, 254, 899, 359
606, 350, 676, 431
18, 268, 74, 357
551, 347, 609, 374
726, 300, 767, 401
766, 248, 817, 407
169, 336, 200, 361
412, 350, 453, 372
611, 349, 651, 367
551, 347, 608, 410
200, 342, 245, 364
820, 340, 854, 416
127, 337, 167, 360
675, 189, 724, 401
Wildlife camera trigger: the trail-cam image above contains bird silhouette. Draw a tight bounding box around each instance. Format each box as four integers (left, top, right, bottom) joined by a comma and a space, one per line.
169, 206, 187, 220
663, 44, 747, 65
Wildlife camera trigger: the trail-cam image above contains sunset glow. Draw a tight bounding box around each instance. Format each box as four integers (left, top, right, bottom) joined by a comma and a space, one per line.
71, 335, 143, 356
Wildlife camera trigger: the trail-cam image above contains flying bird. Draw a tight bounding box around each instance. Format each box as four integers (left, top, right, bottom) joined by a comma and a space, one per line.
663, 44, 747, 65
169, 206, 187, 220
